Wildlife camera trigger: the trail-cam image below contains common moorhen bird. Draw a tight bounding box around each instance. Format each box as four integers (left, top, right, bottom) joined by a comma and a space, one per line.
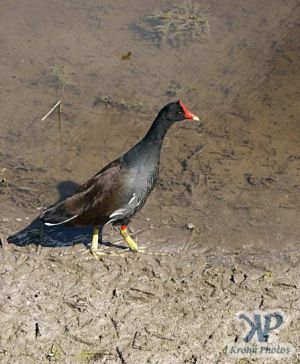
40, 100, 199, 256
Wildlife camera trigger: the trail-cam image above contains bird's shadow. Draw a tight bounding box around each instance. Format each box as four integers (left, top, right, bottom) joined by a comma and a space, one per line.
7, 180, 117, 249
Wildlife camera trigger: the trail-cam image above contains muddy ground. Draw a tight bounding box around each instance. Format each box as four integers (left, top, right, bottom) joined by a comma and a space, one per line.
0, 0, 299, 363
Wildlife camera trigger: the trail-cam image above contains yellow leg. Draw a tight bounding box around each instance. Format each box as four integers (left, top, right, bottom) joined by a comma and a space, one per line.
87, 225, 115, 258
119, 225, 170, 256
85, 225, 170, 257
120, 225, 139, 252
82, 226, 101, 258
91, 225, 99, 252
84, 225, 127, 258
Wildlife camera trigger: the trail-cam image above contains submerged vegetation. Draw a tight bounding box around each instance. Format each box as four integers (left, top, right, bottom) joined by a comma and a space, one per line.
47, 64, 73, 91
166, 80, 196, 97
135, 1, 209, 47
31, 64, 76, 92
94, 95, 151, 114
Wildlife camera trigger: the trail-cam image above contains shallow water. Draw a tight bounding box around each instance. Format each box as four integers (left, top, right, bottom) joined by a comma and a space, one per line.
0, 0, 299, 250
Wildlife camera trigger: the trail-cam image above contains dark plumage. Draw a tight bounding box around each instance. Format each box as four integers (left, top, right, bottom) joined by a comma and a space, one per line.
40, 100, 199, 256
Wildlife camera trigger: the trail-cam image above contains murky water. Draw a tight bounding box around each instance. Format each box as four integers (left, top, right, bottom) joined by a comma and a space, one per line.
0, 0, 299, 249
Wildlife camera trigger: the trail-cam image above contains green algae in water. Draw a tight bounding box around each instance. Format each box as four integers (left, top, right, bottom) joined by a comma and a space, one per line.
136, 1, 209, 47
94, 95, 151, 114
166, 80, 196, 97
48, 64, 73, 91
31, 64, 76, 92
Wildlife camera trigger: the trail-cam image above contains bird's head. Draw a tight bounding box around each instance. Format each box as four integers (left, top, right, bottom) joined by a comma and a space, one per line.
160, 100, 199, 123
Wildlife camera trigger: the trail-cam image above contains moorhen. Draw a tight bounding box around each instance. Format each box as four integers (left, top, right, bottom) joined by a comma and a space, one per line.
40, 100, 199, 256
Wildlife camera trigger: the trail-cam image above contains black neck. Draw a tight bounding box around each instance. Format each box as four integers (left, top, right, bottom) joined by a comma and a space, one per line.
123, 113, 173, 165
142, 114, 172, 145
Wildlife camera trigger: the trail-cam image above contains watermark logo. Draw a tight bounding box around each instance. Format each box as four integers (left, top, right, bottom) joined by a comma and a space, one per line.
228, 310, 294, 358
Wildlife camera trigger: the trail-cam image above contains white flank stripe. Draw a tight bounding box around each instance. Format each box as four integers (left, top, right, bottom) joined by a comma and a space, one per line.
109, 208, 126, 219
105, 218, 117, 225
108, 193, 137, 222
129, 193, 137, 205
44, 214, 78, 226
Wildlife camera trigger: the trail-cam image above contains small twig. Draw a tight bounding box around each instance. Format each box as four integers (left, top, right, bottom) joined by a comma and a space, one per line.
41, 100, 62, 121
12, 186, 35, 192
182, 228, 197, 255
0, 233, 8, 249
57, 102, 63, 147
35, 322, 41, 339
189, 145, 204, 160
116, 347, 126, 364
41, 100, 63, 147
130, 287, 156, 296
111, 318, 120, 338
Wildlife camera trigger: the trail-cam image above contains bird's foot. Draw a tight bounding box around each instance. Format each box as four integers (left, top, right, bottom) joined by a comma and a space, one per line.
81, 225, 107, 259
119, 226, 171, 256
82, 224, 171, 258
83, 245, 170, 258
82, 246, 107, 259
83, 245, 127, 259
116, 245, 171, 257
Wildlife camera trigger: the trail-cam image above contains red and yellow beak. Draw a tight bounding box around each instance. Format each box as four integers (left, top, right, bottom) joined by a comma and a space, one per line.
179, 100, 200, 121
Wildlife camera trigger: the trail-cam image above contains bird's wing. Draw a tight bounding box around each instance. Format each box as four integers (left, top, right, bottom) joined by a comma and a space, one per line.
41, 159, 137, 226
106, 191, 140, 224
